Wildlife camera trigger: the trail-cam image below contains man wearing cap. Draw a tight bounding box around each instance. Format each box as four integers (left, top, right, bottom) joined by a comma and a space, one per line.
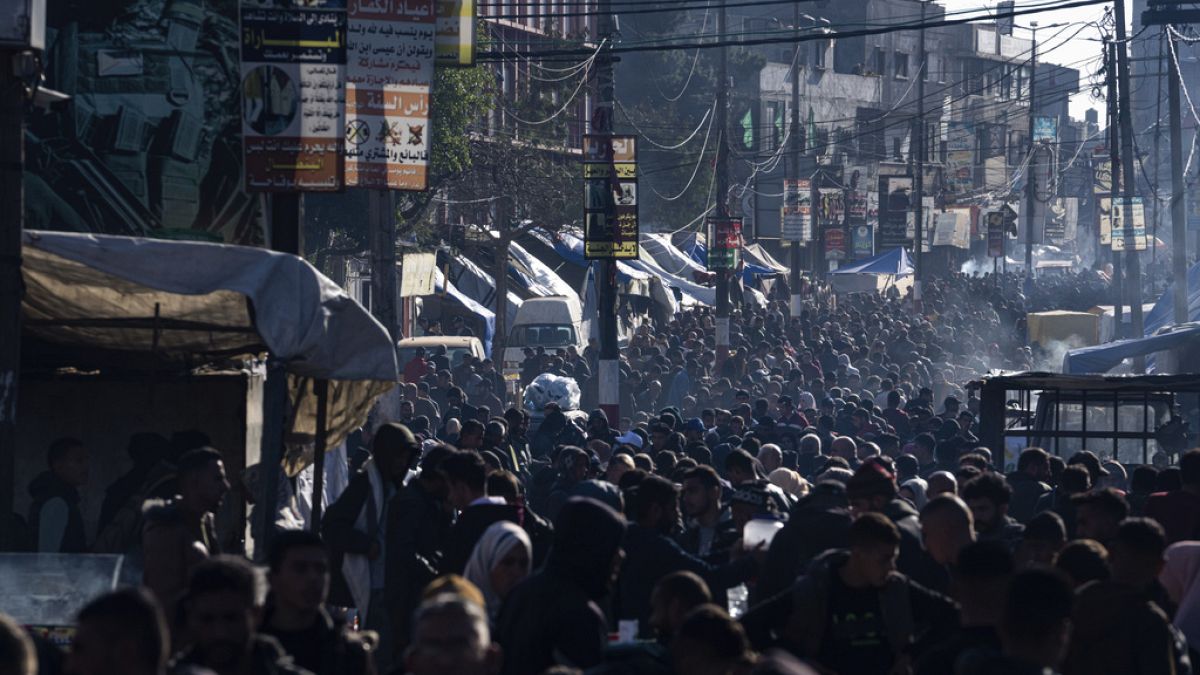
845, 461, 946, 592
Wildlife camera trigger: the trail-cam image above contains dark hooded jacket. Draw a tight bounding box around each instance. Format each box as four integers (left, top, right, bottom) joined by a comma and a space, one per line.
758, 482, 852, 601
169, 634, 309, 675
497, 497, 626, 675
27, 471, 86, 553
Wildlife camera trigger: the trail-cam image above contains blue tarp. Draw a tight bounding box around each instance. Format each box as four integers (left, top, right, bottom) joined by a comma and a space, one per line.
435, 269, 496, 355
829, 247, 915, 276
1063, 324, 1200, 374
529, 229, 650, 283
1144, 260, 1200, 336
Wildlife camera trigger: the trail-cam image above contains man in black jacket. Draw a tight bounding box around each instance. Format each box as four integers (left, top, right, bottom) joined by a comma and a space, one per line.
441, 450, 522, 574
28, 437, 89, 553
616, 475, 758, 638
496, 497, 626, 675
321, 422, 421, 671
384, 445, 454, 658
846, 461, 947, 592
170, 557, 307, 675
758, 481, 852, 601
1006, 448, 1052, 524
260, 531, 371, 675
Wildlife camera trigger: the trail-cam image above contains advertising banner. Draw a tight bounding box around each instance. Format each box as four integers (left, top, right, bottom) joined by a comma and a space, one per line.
240, 1, 347, 192
946, 150, 973, 192
345, 0, 436, 190
707, 217, 742, 270
1111, 197, 1147, 252
1033, 116, 1058, 143
1094, 159, 1112, 196
782, 178, 812, 242
818, 187, 845, 225
879, 176, 912, 251
583, 135, 638, 259
436, 0, 475, 65
851, 224, 874, 259
825, 226, 847, 261
846, 190, 867, 222
933, 209, 971, 249
1099, 197, 1112, 246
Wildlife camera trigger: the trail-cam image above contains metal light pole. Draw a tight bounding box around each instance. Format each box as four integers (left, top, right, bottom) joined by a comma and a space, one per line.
1024, 21, 1039, 284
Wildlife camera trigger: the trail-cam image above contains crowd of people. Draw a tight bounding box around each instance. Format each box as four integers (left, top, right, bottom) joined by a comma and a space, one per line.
9, 268, 1200, 675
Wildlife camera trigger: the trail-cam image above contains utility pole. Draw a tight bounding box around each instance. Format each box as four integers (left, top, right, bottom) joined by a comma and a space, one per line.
1168, 27, 1188, 325
595, 0, 620, 424
1114, 0, 1145, 364
1108, 38, 1124, 336
1153, 36, 1165, 266
789, 5, 803, 317
715, 0, 731, 362
0, 51, 30, 552
369, 190, 399, 341
913, 0, 927, 304
1024, 22, 1039, 284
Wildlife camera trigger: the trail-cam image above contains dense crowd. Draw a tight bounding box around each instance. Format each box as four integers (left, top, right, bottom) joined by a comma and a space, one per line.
11, 268, 1200, 675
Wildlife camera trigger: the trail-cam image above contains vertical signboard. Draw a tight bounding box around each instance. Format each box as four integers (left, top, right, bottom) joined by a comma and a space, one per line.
1098, 197, 1112, 246
879, 176, 912, 250
1032, 116, 1058, 143
583, 135, 639, 259
1111, 197, 1147, 252
782, 179, 812, 242
706, 217, 742, 270
345, 0, 436, 190
240, 1, 347, 191
987, 211, 1004, 258
436, 0, 475, 65
851, 224, 874, 259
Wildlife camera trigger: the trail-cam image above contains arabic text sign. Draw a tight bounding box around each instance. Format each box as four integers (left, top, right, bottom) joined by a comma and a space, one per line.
851, 225, 874, 260
345, 0, 436, 191
240, 3, 347, 192
781, 179, 812, 243
583, 135, 639, 259
1110, 197, 1147, 252
706, 218, 742, 270
436, 0, 475, 65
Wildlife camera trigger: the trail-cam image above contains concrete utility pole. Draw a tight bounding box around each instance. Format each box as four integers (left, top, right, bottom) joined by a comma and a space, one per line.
913, 0, 927, 299
1168, 28, 1188, 324
1107, 39, 1124, 336
369, 190, 399, 341
789, 5, 803, 317
595, 0, 620, 424
0, 51, 28, 551
1114, 0, 1146, 365
715, 0, 731, 362
1024, 22, 1039, 283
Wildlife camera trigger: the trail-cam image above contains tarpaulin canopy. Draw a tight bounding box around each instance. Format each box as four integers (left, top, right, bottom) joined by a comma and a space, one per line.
528, 229, 650, 283
632, 234, 713, 305
20, 230, 398, 464
435, 269, 496, 355
1144, 259, 1200, 336
743, 243, 789, 274
1063, 324, 1200, 374
509, 241, 577, 299
829, 247, 914, 276
446, 253, 522, 328
642, 233, 706, 277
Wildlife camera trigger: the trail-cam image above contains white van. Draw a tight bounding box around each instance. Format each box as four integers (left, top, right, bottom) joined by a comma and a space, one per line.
502, 295, 586, 381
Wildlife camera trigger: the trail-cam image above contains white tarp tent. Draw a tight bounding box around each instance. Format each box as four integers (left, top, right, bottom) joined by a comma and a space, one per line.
21, 230, 399, 464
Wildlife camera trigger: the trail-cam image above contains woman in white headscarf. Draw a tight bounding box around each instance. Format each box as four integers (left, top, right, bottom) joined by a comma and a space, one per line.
464, 521, 533, 625
1161, 541, 1200, 652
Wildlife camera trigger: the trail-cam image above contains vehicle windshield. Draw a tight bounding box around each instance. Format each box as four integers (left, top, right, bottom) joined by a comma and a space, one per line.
510, 323, 576, 347
397, 346, 473, 368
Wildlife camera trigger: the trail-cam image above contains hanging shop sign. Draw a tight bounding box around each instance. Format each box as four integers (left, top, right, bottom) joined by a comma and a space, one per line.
825, 226, 847, 261
240, 0, 347, 191
345, 0, 436, 190
435, 0, 475, 65
782, 178, 813, 242
878, 176, 912, 251
706, 217, 742, 270
583, 135, 639, 259
851, 224, 874, 259
987, 211, 1004, 258
1110, 197, 1147, 252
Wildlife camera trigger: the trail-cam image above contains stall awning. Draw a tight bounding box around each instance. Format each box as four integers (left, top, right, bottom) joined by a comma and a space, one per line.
829, 247, 914, 276
21, 231, 399, 465
1063, 324, 1200, 374
1145, 259, 1200, 336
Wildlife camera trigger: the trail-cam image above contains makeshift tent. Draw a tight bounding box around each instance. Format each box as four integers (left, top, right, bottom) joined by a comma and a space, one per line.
676, 232, 778, 283
1064, 324, 1200, 374
828, 247, 915, 295
631, 233, 714, 305
642, 233, 706, 277
1027, 311, 1100, 348
529, 229, 650, 283
510, 241, 577, 299
20, 230, 399, 473
446, 253, 522, 328
1144, 260, 1200, 336
434, 269, 497, 355
743, 243, 789, 275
